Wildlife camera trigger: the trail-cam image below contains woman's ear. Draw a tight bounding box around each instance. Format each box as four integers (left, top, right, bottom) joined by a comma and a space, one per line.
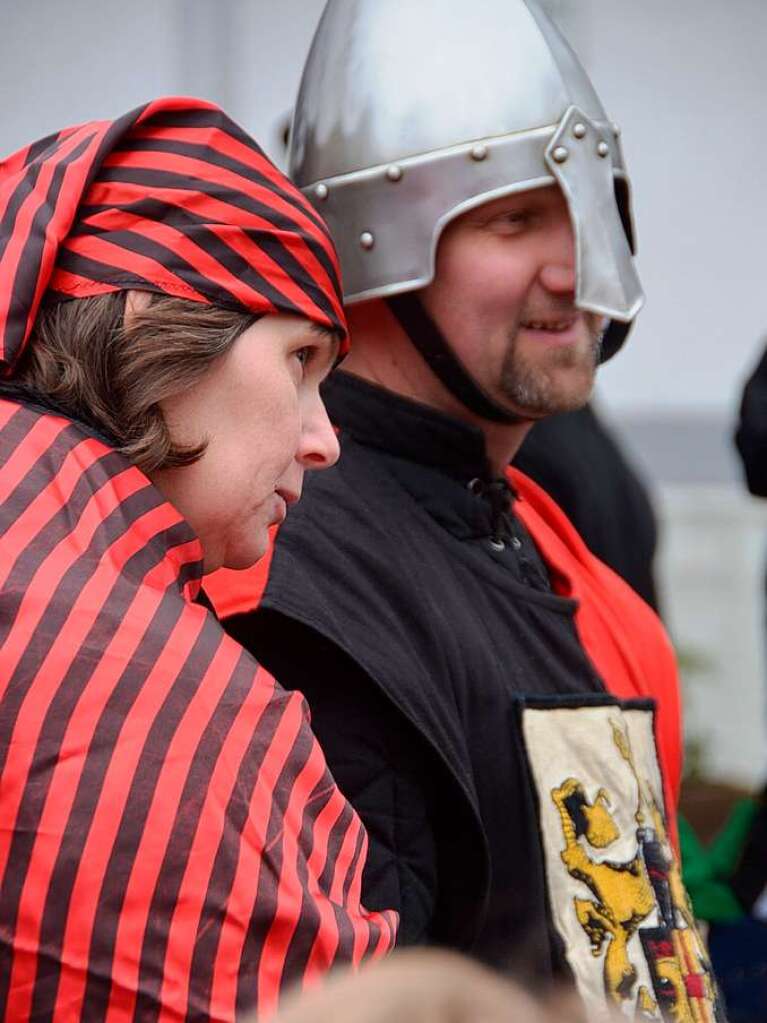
123, 289, 153, 327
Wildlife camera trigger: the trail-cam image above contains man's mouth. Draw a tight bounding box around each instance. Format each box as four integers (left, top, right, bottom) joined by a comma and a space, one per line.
521, 317, 577, 333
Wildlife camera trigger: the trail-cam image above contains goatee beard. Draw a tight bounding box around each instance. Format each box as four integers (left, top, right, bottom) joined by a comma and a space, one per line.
498, 318, 604, 418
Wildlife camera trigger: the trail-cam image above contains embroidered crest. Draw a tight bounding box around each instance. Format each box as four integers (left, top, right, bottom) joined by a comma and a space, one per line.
522, 701, 724, 1021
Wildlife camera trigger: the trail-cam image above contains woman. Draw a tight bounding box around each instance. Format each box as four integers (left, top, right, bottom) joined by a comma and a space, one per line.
0, 98, 395, 1022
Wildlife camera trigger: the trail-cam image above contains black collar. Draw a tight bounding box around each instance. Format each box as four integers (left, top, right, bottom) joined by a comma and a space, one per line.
322, 371, 494, 484
321, 372, 550, 590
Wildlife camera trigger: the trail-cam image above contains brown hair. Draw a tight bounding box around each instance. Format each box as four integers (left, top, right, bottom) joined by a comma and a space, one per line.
15, 292, 258, 473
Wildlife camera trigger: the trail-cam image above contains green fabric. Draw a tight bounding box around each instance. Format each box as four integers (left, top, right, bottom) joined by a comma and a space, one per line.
679, 800, 760, 922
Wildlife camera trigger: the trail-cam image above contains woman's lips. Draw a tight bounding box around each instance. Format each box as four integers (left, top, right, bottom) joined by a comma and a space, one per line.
270, 494, 288, 526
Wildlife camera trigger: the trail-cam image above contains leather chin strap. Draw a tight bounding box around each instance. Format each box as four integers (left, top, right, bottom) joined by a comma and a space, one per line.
386, 292, 528, 425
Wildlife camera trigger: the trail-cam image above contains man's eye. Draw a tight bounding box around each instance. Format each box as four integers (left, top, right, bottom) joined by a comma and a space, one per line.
502, 211, 530, 227
295, 346, 313, 367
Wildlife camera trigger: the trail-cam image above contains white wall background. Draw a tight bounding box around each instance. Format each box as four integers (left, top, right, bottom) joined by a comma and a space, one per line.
2, 0, 766, 783
2, 0, 764, 418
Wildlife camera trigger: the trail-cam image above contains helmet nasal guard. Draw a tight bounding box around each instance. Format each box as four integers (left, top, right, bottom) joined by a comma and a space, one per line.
289, 0, 643, 363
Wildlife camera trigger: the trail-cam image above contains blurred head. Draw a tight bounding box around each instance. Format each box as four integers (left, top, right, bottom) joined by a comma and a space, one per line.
271, 948, 589, 1023
0, 96, 348, 571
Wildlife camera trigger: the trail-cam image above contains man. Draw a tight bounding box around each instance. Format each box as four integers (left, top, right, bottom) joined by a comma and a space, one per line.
210, 2, 723, 1017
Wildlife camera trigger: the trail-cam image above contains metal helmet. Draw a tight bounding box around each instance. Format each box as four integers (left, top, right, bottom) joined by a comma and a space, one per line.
289, 0, 643, 364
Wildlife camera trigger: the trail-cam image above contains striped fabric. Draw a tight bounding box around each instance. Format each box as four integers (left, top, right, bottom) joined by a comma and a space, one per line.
0, 96, 347, 373
0, 396, 396, 1021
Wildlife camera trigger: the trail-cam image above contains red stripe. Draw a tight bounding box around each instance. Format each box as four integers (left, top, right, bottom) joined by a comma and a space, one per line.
126, 124, 327, 234
45, 268, 126, 298
328, 813, 362, 907
206, 223, 336, 327
100, 149, 336, 257
0, 411, 72, 506
135, 97, 220, 127
57, 234, 212, 304
2, 518, 198, 1021
101, 625, 244, 1023
0, 434, 109, 589
79, 188, 342, 320
0, 127, 104, 359
249, 732, 329, 1009
153, 666, 282, 1018
300, 793, 347, 985
47, 592, 209, 1020
80, 192, 339, 323
0, 463, 151, 708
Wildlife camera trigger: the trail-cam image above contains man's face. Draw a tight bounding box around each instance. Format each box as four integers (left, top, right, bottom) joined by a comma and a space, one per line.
420, 184, 604, 419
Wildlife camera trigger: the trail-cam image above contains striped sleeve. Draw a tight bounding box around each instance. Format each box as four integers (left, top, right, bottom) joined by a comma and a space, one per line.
0, 400, 396, 1023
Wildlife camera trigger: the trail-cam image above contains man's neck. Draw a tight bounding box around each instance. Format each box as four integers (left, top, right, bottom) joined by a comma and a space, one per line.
341, 323, 533, 476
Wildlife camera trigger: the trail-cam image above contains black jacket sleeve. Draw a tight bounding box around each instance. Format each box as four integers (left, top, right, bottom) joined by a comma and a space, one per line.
735, 343, 767, 497
224, 607, 439, 946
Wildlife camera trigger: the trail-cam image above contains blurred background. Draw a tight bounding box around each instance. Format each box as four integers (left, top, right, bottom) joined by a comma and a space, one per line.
2, 0, 765, 792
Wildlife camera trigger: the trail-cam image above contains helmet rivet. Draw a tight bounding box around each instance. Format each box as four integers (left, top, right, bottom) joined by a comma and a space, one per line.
360, 231, 375, 250
552, 146, 569, 163
573, 123, 587, 139
612, 122, 621, 138
597, 140, 610, 158
386, 164, 403, 182
315, 183, 329, 200
470, 143, 488, 161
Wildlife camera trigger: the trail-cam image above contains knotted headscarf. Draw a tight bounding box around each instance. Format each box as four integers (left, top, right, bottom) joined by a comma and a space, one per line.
0, 96, 347, 373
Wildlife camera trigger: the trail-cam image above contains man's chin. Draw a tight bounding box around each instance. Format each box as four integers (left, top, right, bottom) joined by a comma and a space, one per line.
506, 376, 595, 419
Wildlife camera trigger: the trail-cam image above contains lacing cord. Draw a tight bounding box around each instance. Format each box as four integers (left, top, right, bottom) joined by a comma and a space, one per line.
468, 476, 512, 548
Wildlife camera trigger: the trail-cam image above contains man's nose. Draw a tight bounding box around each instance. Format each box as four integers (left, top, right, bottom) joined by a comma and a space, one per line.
539, 217, 576, 296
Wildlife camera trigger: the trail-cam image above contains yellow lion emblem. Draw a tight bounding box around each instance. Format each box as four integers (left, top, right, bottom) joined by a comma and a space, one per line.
551, 720, 718, 1020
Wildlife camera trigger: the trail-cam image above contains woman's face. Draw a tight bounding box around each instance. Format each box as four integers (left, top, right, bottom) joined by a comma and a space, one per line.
151, 312, 340, 573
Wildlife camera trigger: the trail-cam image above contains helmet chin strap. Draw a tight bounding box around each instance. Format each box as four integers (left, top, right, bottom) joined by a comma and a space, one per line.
386, 292, 529, 425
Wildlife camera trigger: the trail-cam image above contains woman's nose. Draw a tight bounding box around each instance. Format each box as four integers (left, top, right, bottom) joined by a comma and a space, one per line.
298, 399, 340, 470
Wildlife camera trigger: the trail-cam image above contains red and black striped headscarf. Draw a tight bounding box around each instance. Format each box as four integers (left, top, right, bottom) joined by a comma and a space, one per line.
0, 96, 347, 373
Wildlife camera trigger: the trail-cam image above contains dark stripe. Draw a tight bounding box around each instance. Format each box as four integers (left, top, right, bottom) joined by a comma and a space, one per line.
3, 133, 97, 359
24, 130, 66, 167
183, 691, 290, 1022
0, 401, 44, 472
131, 646, 258, 1022
94, 167, 343, 304
0, 505, 193, 1015
115, 130, 329, 238
54, 247, 173, 297
0, 482, 169, 780
342, 824, 367, 904
75, 610, 227, 1020
0, 446, 156, 665
143, 108, 263, 154
22, 532, 194, 1021
317, 799, 354, 895
265, 775, 331, 997
71, 221, 307, 321
79, 196, 342, 324
232, 716, 317, 1018
0, 160, 44, 268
